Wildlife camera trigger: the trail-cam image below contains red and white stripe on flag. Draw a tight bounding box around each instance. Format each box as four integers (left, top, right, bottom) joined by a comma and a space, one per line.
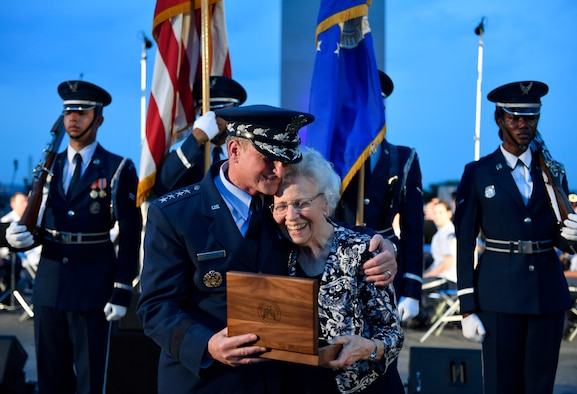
137, 0, 231, 205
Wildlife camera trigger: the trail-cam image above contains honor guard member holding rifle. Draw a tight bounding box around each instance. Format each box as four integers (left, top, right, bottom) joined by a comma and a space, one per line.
153, 76, 247, 197
137, 105, 398, 394
6, 80, 142, 394
455, 81, 577, 394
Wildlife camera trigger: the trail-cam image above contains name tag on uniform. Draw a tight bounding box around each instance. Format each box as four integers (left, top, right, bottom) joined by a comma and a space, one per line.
197, 250, 227, 261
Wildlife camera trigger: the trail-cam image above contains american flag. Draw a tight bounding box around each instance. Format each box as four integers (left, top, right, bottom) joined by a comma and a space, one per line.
137, 0, 231, 205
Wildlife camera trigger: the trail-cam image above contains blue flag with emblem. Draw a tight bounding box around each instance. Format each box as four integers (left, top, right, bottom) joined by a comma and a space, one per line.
305, 0, 385, 194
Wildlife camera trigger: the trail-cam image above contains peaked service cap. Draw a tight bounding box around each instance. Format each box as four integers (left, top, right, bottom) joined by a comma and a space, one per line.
487, 81, 548, 116
378, 70, 394, 98
58, 80, 112, 111
216, 104, 314, 164
193, 76, 247, 110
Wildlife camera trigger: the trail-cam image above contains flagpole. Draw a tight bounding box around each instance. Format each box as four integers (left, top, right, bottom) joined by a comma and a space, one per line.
473, 17, 486, 270
355, 164, 365, 226
474, 17, 485, 162
201, 0, 211, 173
140, 32, 153, 149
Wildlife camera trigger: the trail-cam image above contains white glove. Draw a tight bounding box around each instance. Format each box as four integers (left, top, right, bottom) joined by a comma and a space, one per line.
461, 313, 486, 343
193, 111, 219, 140
561, 213, 577, 241
5, 222, 34, 249
397, 296, 420, 321
103, 303, 128, 322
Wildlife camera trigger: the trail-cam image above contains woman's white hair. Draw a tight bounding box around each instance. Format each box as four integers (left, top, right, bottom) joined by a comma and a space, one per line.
281, 147, 341, 214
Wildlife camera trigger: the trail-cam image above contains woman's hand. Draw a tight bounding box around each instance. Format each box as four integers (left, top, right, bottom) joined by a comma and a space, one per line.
325, 335, 380, 370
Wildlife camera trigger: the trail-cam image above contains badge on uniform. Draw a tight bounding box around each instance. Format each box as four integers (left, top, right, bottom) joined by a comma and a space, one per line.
89, 201, 101, 214
203, 270, 223, 288
485, 185, 496, 199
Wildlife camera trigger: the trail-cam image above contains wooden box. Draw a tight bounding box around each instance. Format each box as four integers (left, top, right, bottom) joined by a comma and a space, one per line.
226, 271, 341, 366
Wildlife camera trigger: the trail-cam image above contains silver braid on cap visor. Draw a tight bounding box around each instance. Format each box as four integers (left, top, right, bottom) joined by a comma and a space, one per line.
285, 114, 310, 134
226, 122, 301, 148
256, 142, 301, 162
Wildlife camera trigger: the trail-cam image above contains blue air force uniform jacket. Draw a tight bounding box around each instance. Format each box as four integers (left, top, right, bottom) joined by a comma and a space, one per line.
337, 141, 424, 302
137, 163, 291, 394
33, 144, 141, 311
454, 148, 573, 315
153, 135, 206, 197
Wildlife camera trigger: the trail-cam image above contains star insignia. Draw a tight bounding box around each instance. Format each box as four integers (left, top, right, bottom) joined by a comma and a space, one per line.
334, 42, 340, 56
159, 188, 192, 203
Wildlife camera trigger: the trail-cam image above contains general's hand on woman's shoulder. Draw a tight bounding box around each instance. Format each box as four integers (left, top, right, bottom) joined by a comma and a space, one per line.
363, 236, 397, 287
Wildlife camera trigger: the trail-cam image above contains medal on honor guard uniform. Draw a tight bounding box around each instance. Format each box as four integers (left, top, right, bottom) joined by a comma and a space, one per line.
203, 270, 223, 288
98, 178, 107, 198
90, 179, 100, 198
91, 178, 108, 198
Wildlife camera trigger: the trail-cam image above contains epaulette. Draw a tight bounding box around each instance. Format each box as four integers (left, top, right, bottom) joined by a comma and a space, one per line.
157, 184, 201, 206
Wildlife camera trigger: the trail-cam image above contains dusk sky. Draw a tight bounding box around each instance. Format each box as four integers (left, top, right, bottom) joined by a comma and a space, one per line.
2, 1, 576, 194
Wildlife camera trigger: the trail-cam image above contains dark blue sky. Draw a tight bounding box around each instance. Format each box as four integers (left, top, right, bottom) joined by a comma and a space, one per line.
2, 1, 576, 193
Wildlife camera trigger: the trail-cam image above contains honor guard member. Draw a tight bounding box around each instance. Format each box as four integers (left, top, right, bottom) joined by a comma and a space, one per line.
455, 81, 577, 394
336, 71, 424, 324
153, 76, 247, 196
137, 105, 399, 394
335, 71, 423, 394
7, 80, 142, 394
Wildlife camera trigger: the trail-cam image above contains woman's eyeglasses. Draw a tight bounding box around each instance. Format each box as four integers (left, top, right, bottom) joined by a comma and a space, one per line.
269, 193, 324, 216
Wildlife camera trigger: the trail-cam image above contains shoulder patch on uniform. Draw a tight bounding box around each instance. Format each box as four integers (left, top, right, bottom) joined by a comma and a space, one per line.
158, 185, 200, 204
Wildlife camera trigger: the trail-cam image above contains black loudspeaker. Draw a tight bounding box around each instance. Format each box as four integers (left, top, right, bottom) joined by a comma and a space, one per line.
0, 335, 28, 393
407, 347, 483, 394
105, 293, 160, 394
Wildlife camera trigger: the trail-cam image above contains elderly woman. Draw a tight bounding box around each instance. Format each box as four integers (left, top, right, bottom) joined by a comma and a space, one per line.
271, 148, 404, 393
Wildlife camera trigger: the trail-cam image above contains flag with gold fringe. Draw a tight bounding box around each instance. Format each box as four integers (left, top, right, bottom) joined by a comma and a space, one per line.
137, 0, 231, 205
306, 0, 385, 194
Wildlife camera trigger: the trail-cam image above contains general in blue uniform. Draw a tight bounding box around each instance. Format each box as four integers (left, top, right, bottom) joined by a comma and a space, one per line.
138, 106, 314, 393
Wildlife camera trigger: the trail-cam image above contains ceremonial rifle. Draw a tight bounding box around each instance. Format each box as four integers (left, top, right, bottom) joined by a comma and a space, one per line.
532, 130, 574, 224
19, 115, 67, 233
